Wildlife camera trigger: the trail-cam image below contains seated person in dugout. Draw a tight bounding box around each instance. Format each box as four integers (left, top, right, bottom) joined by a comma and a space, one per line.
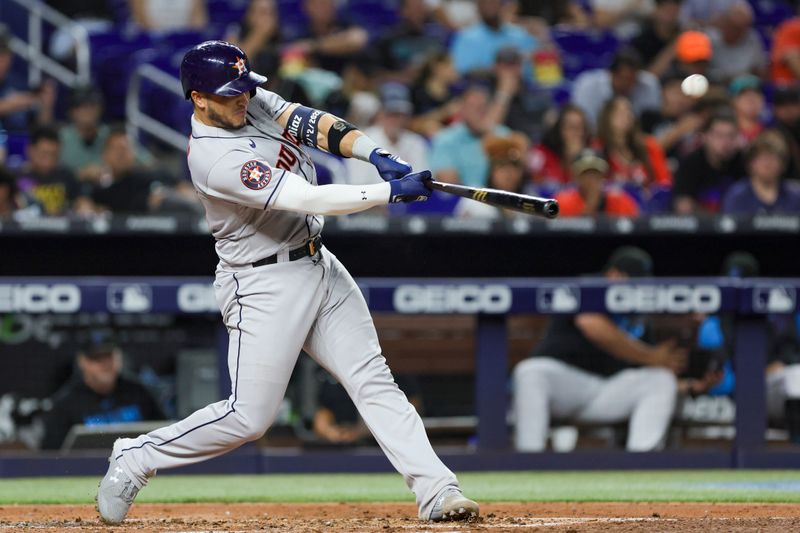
513, 246, 688, 452
40, 329, 166, 450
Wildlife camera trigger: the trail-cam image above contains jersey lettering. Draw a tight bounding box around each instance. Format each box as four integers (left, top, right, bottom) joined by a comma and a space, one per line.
276, 144, 298, 172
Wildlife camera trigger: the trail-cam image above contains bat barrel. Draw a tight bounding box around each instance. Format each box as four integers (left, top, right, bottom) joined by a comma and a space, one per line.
542, 200, 559, 219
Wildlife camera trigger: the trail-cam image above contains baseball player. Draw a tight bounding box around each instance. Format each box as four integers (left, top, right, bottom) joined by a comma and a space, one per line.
96, 41, 478, 524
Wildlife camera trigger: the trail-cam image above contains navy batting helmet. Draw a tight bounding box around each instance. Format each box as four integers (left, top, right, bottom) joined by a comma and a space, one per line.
180, 40, 268, 100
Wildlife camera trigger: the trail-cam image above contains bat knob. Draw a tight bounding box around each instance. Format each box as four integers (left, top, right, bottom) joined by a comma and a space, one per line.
543, 200, 559, 219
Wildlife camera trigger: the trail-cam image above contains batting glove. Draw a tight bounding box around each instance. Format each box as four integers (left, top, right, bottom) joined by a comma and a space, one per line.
370, 148, 412, 181
389, 170, 432, 203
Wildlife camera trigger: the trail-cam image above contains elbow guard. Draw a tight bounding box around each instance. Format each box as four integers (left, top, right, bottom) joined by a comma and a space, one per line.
286, 105, 323, 148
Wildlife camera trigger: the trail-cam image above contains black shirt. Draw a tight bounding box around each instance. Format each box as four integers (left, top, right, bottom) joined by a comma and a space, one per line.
673, 148, 747, 212
531, 314, 644, 377
376, 22, 446, 73
91, 169, 156, 213
630, 22, 677, 68
41, 374, 165, 450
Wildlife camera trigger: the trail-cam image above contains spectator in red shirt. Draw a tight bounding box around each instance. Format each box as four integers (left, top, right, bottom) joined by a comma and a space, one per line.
529, 104, 591, 188
596, 95, 672, 193
730, 74, 766, 145
771, 15, 800, 85
555, 148, 639, 217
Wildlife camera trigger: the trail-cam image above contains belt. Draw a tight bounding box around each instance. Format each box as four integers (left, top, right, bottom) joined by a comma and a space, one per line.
252, 236, 322, 268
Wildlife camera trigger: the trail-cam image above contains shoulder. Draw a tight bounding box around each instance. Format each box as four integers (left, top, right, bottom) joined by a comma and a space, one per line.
574, 69, 607, 86
725, 179, 751, 196
636, 70, 660, 89
432, 124, 466, 145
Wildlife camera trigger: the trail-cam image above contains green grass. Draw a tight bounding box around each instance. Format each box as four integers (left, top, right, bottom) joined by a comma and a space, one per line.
1, 471, 800, 505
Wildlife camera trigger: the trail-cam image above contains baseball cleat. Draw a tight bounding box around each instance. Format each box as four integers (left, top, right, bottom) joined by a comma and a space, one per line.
96, 456, 140, 524
428, 488, 480, 521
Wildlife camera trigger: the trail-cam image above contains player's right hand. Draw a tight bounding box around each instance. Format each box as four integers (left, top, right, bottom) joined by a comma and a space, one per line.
370, 148, 412, 181
649, 339, 688, 374
389, 170, 432, 203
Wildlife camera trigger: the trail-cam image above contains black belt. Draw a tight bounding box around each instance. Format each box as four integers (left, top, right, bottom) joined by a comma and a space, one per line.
252, 236, 322, 268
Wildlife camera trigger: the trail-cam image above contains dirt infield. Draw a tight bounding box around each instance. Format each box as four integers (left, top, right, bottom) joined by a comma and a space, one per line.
2, 502, 800, 532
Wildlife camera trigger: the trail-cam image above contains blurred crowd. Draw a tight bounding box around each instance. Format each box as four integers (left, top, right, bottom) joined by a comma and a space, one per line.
2, 0, 800, 220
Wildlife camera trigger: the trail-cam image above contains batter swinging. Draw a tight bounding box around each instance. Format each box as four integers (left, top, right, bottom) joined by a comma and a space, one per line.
96, 41, 478, 523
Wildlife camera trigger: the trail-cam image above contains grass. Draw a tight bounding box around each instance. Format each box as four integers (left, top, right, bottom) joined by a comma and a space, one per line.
2, 471, 800, 505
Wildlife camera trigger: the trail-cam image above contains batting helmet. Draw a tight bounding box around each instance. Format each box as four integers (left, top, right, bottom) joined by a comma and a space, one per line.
180, 40, 268, 100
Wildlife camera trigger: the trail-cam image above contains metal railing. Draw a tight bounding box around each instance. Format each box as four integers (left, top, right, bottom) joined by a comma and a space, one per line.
5, 0, 91, 87
126, 63, 189, 152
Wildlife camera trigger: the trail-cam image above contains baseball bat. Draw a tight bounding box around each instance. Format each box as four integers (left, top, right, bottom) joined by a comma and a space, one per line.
426, 180, 559, 219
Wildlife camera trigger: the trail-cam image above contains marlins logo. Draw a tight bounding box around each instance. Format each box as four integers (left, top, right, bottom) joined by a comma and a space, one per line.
232, 57, 247, 77
240, 160, 272, 190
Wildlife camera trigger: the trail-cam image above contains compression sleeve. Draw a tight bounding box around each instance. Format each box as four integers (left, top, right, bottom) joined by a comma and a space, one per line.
272, 172, 390, 215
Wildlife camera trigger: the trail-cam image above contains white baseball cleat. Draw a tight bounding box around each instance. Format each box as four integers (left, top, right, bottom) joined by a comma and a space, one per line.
427, 487, 480, 521
96, 456, 140, 524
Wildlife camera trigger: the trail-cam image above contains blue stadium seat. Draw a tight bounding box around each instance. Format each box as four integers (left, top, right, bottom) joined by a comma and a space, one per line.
551, 29, 620, 80
206, 0, 249, 27
748, 0, 794, 28
404, 190, 459, 215
644, 186, 673, 214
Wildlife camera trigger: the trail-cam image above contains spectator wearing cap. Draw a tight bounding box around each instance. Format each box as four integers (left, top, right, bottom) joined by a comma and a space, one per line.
429, 82, 511, 187
449, 0, 538, 80
345, 83, 430, 185
629, 0, 682, 79
40, 329, 167, 450
773, 86, 800, 180
772, 13, 800, 85
730, 74, 765, 144
722, 130, 800, 214
513, 246, 687, 452
530, 104, 592, 186
571, 47, 662, 128
673, 108, 746, 213
672, 30, 713, 80
15, 125, 85, 216
591, 0, 654, 41
554, 149, 639, 217
0, 28, 56, 133
707, 3, 767, 83
455, 132, 529, 218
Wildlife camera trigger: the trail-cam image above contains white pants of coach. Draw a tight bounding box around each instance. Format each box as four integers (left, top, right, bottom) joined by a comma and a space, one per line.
113, 247, 457, 518
768, 364, 800, 419
513, 357, 678, 452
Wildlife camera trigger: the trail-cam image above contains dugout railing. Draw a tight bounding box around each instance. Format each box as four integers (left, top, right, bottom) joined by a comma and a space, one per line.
1, 276, 799, 477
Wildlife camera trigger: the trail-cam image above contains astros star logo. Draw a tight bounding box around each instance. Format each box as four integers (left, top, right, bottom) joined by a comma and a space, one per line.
248, 166, 263, 182
232, 57, 247, 76
240, 160, 272, 190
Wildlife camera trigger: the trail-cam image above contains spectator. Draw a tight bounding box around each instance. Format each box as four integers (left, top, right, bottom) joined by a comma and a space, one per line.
313, 373, 422, 445
672, 108, 746, 213
290, 0, 369, 74
554, 149, 640, 217
429, 82, 510, 186
707, 3, 767, 83
679, 0, 749, 28
129, 0, 208, 32
346, 83, 430, 185
455, 132, 529, 218
530, 104, 592, 186
641, 74, 704, 158
15, 125, 83, 216
629, 0, 682, 79
409, 51, 461, 137
321, 59, 380, 127
722, 130, 800, 214
40, 329, 166, 450
449, 0, 538, 79
672, 30, 713, 81
591, 0, 654, 41
377, 0, 448, 81
89, 128, 161, 214
730, 74, 766, 144
773, 86, 800, 180
596, 95, 672, 191
571, 48, 661, 128
59, 86, 110, 181
426, 0, 479, 30
0, 165, 18, 220
227, 0, 312, 106
772, 14, 800, 85
515, 0, 590, 29
513, 246, 686, 452
0, 29, 56, 132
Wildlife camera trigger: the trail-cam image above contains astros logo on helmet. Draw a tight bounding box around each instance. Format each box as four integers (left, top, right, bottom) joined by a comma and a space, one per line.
232, 57, 247, 77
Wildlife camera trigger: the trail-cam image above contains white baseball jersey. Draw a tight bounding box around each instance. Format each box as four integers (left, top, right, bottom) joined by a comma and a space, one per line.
188, 88, 323, 268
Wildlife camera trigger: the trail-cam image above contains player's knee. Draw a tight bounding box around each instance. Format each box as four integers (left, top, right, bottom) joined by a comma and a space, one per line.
643, 367, 678, 396
513, 357, 558, 388
230, 407, 275, 442
782, 365, 800, 398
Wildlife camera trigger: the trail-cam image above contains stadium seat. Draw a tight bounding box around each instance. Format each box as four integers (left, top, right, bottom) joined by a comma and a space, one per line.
551, 29, 620, 80
644, 186, 673, 214
749, 0, 794, 28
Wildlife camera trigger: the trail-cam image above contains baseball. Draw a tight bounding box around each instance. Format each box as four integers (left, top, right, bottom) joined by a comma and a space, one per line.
681, 74, 708, 97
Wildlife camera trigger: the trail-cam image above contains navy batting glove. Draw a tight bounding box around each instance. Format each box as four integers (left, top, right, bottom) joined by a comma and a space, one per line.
370, 148, 412, 181
389, 170, 432, 203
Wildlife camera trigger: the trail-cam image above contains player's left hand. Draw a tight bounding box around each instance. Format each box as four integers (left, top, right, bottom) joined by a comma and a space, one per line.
370, 148, 412, 181
389, 170, 432, 203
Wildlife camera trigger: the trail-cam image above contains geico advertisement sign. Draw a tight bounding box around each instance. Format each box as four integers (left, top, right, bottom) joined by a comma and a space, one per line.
177, 284, 218, 313
393, 284, 512, 313
0, 284, 81, 313
605, 284, 721, 313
